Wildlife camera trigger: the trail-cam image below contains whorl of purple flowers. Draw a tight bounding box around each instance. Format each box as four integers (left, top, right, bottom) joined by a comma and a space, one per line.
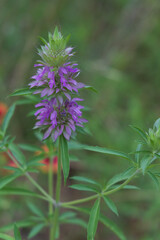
35, 97, 87, 141
30, 28, 87, 141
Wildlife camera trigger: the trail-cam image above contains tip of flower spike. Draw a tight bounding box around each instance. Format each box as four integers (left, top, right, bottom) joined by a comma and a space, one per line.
37, 28, 73, 67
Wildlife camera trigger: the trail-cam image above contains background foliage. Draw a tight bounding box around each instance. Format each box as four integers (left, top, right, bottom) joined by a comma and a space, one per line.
1, 0, 160, 239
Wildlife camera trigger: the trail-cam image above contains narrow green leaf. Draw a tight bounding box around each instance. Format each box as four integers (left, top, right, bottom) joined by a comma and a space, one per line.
60, 135, 70, 184
0, 188, 46, 200
68, 141, 83, 150
69, 184, 99, 193
0, 172, 21, 190
130, 125, 147, 142
14, 99, 33, 105
87, 198, 100, 240
9, 143, 26, 165
28, 223, 45, 239
70, 176, 101, 188
103, 196, 118, 216
18, 144, 42, 152
9, 88, 35, 97
0, 233, 14, 240
28, 153, 46, 166
62, 218, 87, 229
100, 215, 126, 240
83, 85, 98, 93
59, 211, 77, 221
0, 219, 35, 232
120, 185, 139, 190
140, 157, 151, 174
69, 155, 79, 162
3, 166, 21, 172
1, 105, 15, 135
68, 207, 126, 240
107, 167, 135, 189
147, 171, 159, 189
135, 143, 142, 165
83, 145, 131, 161
14, 224, 21, 240
27, 202, 44, 218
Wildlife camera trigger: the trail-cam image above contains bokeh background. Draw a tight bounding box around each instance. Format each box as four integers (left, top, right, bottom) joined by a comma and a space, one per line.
0, 0, 160, 239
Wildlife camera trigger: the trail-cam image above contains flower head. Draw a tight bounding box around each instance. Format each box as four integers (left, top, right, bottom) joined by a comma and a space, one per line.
30, 27, 87, 142
34, 97, 87, 141
29, 62, 84, 99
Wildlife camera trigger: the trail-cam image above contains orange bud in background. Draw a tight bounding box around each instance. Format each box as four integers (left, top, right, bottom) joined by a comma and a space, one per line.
0, 102, 8, 125
36, 145, 58, 174
40, 156, 58, 174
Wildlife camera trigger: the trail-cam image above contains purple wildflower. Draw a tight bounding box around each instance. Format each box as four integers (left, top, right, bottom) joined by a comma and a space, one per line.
29, 62, 84, 99
34, 97, 87, 141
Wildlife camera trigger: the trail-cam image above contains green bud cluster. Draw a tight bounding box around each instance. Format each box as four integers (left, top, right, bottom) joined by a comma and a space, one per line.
146, 118, 160, 151
37, 27, 71, 67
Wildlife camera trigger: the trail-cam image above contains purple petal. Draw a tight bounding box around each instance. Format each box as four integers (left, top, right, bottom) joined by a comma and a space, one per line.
43, 126, 53, 140
63, 131, 70, 141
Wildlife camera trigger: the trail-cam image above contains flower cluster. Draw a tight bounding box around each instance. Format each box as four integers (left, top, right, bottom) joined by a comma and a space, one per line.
29, 28, 87, 141
35, 97, 87, 141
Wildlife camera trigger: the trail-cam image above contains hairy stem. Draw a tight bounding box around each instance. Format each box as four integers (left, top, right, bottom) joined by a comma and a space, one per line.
61, 170, 139, 208
52, 137, 62, 240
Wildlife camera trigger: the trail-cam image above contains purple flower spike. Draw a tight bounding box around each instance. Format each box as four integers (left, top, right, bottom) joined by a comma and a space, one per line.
34, 97, 87, 141
29, 62, 84, 98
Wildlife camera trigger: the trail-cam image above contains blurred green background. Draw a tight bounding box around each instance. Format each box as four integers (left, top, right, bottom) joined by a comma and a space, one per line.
1, 0, 160, 239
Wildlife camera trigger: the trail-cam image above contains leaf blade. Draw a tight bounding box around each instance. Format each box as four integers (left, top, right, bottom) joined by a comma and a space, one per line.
2, 104, 15, 135
87, 198, 100, 240
60, 135, 70, 184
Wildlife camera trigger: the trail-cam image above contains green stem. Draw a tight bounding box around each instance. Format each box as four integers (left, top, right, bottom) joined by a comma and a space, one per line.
52, 137, 62, 240
7, 151, 56, 206
61, 170, 139, 208
49, 156, 54, 240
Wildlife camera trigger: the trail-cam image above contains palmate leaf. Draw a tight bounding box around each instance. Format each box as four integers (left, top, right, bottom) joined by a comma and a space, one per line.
103, 196, 118, 216
28, 223, 45, 239
1, 104, 16, 135
71, 207, 126, 240
60, 135, 70, 184
14, 225, 22, 240
87, 198, 100, 240
70, 176, 101, 189
69, 184, 99, 193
